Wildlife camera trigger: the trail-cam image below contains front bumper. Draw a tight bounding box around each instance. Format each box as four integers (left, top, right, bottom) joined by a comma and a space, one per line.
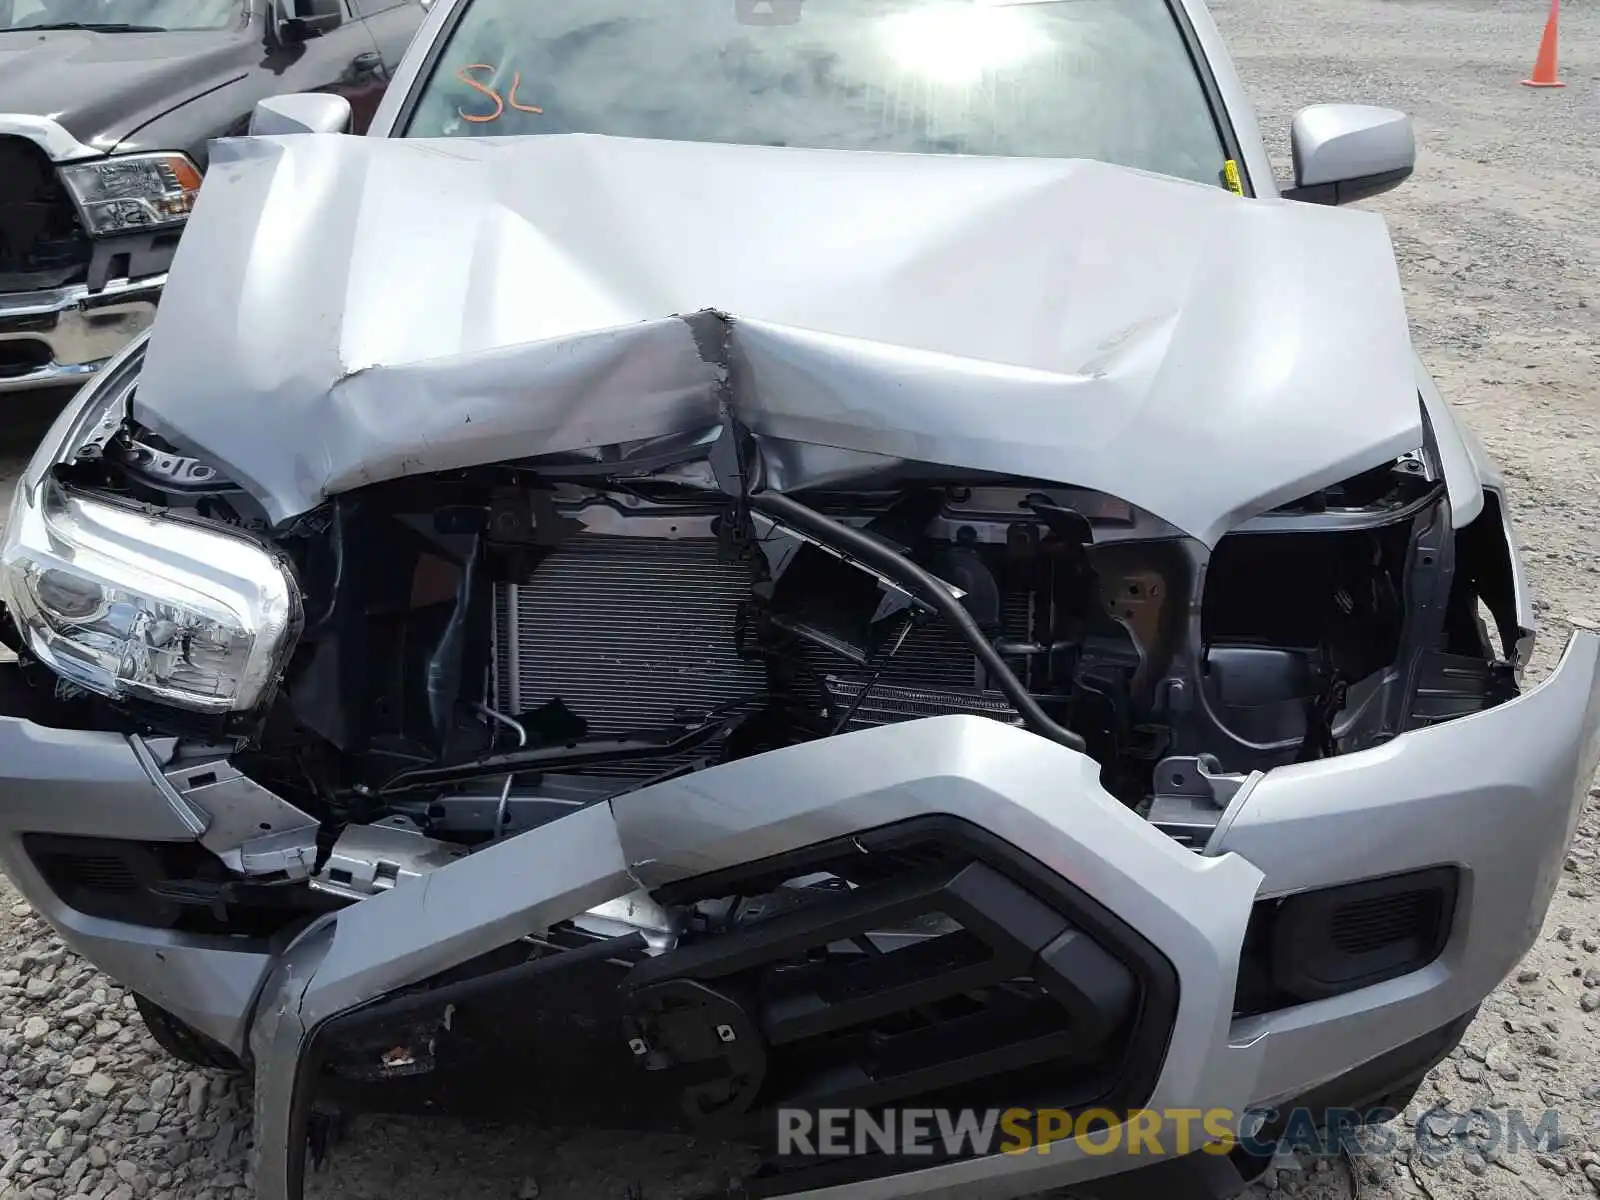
0, 276, 164, 393
0, 629, 1596, 1200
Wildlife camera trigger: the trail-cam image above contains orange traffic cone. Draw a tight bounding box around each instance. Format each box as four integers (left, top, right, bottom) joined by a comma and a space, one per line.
1522, 0, 1565, 87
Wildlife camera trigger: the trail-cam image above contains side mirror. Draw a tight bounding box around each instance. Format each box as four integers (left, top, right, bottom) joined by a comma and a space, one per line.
275, 0, 342, 41
1281, 104, 1415, 206
249, 93, 354, 136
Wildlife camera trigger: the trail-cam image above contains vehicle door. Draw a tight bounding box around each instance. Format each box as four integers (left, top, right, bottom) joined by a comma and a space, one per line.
261, 0, 392, 133
346, 0, 426, 79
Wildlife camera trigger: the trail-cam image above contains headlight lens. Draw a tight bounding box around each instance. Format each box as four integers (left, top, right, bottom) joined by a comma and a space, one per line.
0, 476, 300, 713
58, 152, 203, 236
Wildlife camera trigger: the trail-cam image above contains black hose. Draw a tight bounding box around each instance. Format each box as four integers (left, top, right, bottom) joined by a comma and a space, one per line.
748, 491, 1088, 753
375, 722, 729, 795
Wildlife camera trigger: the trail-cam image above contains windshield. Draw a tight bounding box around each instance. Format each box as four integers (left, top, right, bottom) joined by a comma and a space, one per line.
0, 0, 238, 30
404, 0, 1231, 187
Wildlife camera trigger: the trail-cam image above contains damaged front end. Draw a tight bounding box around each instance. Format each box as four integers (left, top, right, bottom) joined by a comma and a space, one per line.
0, 330, 1547, 1199
5, 343, 1533, 883
3, 137, 1591, 1200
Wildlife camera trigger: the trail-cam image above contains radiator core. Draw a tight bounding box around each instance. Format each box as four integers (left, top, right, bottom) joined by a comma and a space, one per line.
493, 535, 766, 734
491, 533, 1025, 750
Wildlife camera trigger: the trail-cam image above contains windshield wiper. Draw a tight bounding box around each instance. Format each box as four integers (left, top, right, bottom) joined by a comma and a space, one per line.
8, 21, 167, 31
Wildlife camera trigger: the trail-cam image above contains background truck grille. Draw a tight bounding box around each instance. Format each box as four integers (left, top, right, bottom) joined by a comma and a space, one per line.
0, 136, 92, 293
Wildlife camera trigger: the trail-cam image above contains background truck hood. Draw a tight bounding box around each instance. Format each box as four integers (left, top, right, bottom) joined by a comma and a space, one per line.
0, 27, 247, 152
134, 132, 1424, 547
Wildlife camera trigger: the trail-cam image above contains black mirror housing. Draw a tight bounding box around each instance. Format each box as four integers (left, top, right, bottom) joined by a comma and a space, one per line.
275, 0, 342, 40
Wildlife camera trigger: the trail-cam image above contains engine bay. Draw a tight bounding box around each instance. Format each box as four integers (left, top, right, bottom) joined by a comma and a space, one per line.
7, 421, 1527, 872
0, 417, 1536, 1056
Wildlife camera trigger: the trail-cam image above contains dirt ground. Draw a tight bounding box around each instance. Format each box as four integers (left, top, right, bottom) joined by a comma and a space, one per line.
1216, 0, 1600, 1196
1, 0, 1598, 1196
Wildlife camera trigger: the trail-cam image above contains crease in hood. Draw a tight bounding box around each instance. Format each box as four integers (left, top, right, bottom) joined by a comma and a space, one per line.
133, 131, 1424, 547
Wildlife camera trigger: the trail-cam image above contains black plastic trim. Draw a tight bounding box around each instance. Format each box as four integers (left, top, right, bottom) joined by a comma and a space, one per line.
20, 832, 340, 939
1281, 166, 1413, 206
654, 816, 1180, 1156
84, 229, 178, 291
1159, 0, 1255, 195
333, 932, 646, 1032
1233, 866, 1459, 1017
391, 0, 474, 136
1271, 867, 1458, 1000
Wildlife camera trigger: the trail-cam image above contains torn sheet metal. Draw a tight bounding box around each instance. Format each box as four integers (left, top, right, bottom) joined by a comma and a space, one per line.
134, 131, 1422, 547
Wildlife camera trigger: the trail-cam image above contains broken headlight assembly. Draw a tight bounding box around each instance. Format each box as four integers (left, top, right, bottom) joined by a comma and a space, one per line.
57, 152, 203, 236
0, 474, 301, 714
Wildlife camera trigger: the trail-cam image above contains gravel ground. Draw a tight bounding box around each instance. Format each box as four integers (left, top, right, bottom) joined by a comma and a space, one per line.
2, 0, 1598, 1195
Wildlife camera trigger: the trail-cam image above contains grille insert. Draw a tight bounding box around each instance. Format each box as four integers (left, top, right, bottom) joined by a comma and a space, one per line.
642, 816, 1180, 1192
0, 136, 91, 291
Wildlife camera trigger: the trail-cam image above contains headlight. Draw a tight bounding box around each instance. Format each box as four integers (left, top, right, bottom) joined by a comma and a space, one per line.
58, 152, 202, 236
0, 476, 300, 714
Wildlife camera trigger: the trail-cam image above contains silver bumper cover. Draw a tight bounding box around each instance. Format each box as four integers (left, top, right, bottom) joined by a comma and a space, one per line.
0, 276, 164, 393
0, 720, 271, 1050
0, 629, 1596, 1200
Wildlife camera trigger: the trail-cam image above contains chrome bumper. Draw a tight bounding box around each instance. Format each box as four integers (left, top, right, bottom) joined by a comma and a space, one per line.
0, 276, 164, 393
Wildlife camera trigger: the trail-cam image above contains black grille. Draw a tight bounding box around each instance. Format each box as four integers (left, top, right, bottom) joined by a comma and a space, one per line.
1233, 867, 1458, 1017
640, 817, 1179, 1191
22, 833, 337, 938
48, 853, 141, 894
0, 136, 92, 292
0, 337, 53, 380
1331, 889, 1435, 955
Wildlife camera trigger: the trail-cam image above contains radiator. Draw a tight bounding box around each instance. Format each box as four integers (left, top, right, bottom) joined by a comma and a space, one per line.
808, 592, 1028, 730
491, 534, 1025, 753
493, 536, 767, 734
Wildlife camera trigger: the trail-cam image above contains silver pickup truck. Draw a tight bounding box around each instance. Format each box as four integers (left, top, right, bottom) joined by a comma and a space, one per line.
3, 0, 1598, 1198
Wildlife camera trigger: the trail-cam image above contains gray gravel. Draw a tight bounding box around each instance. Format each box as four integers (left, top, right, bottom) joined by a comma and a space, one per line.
2, 0, 1599, 1195
0, 919, 256, 1200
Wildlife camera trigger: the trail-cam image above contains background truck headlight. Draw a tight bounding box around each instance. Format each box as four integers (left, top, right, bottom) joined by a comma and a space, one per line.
0, 475, 300, 714
57, 152, 204, 236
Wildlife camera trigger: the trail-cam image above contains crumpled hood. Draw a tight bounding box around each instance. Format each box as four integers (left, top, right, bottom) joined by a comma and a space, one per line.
134, 132, 1423, 546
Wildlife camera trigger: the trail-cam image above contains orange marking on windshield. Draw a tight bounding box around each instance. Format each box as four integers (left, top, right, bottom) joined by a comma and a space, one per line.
508, 71, 543, 114
455, 63, 504, 123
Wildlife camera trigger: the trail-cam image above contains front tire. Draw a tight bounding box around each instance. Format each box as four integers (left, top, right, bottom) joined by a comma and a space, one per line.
134, 993, 243, 1072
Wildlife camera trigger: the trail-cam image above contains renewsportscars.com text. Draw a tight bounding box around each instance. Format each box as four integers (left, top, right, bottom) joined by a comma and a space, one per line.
775, 1105, 1566, 1160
